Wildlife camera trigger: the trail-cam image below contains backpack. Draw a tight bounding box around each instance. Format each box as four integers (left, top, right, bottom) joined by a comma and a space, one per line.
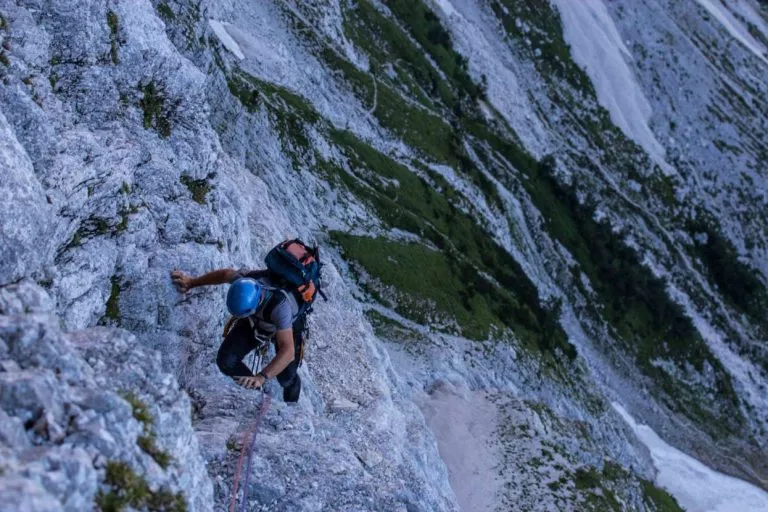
264, 239, 327, 320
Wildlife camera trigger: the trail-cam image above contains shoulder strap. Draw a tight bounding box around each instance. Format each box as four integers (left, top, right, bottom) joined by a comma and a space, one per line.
260, 289, 287, 322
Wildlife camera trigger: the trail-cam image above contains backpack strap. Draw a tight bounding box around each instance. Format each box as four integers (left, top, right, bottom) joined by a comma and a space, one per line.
260, 289, 288, 322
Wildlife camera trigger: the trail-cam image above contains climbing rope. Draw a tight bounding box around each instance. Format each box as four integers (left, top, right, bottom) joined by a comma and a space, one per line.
228, 390, 272, 512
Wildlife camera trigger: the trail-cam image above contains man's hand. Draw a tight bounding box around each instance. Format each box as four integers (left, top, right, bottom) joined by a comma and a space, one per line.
235, 375, 265, 390
171, 270, 193, 293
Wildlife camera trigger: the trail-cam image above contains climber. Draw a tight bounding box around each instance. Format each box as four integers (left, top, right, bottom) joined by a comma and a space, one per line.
170, 240, 325, 403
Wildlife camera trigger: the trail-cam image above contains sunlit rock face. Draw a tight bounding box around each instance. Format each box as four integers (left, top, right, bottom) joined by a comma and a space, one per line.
0, 0, 766, 510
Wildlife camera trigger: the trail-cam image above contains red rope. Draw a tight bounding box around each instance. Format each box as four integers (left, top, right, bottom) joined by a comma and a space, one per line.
229, 392, 272, 512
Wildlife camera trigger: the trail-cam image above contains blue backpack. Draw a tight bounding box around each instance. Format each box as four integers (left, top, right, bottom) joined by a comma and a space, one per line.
264, 239, 327, 319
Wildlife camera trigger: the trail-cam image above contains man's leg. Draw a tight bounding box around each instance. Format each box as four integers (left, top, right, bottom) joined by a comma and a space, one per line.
216, 319, 258, 377
276, 316, 305, 402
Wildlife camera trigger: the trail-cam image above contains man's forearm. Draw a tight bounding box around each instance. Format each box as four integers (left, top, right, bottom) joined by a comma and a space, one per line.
261, 332, 295, 378
262, 349, 294, 378
190, 268, 237, 288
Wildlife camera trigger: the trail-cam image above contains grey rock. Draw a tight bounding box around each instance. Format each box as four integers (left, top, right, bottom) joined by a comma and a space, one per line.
0, 408, 28, 449
0, 112, 55, 286
0, 476, 62, 512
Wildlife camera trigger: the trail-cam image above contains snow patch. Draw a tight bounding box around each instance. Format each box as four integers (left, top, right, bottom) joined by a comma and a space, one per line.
551, 0, 670, 168
695, 0, 768, 64
208, 20, 245, 60
613, 403, 768, 512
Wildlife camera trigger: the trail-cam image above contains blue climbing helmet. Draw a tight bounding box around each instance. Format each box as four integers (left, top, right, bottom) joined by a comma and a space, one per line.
226, 278, 262, 318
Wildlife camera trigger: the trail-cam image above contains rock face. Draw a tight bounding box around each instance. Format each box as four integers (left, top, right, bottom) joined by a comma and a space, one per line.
0, 0, 766, 510
0, 281, 212, 511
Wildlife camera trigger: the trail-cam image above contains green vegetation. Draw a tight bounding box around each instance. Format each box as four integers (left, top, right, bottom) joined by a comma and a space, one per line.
0, 13, 7, 31
0, 51, 9, 66
180, 174, 213, 204
688, 218, 768, 331
321, 50, 502, 208
49, 71, 59, 90
326, 131, 572, 359
344, 1, 456, 109
573, 467, 602, 490
121, 392, 153, 426
333, 233, 573, 360
107, 10, 119, 65
335, 2, 501, 207
156, 2, 175, 21
641, 479, 684, 512
571, 464, 683, 511
116, 205, 139, 233
138, 436, 172, 469
96, 461, 186, 512
139, 80, 177, 138
226, 70, 318, 165
521, 159, 741, 430
384, 0, 485, 103
105, 276, 121, 324
120, 392, 174, 470
490, 0, 593, 93
365, 309, 429, 344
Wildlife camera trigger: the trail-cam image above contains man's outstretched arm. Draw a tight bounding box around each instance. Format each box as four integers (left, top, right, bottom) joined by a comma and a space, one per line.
171, 268, 238, 293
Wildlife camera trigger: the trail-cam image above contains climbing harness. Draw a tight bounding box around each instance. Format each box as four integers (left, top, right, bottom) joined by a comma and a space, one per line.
247, 318, 272, 374
228, 390, 272, 512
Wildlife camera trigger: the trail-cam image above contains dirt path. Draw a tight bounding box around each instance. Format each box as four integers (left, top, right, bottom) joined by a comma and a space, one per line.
418, 383, 501, 512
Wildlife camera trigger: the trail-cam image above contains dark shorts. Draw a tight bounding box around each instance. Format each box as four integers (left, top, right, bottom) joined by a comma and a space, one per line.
216, 316, 305, 402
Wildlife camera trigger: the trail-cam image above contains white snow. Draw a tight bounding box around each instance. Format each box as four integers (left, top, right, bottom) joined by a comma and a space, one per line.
418, 384, 501, 512
551, 0, 670, 168
208, 20, 245, 60
695, 0, 768, 64
613, 403, 768, 512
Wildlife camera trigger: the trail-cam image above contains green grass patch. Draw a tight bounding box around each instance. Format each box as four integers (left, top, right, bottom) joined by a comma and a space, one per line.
107, 11, 120, 65
365, 310, 430, 344
156, 2, 175, 21
179, 174, 213, 204
120, 392, 174, 470
344, 0, 456, 109
489, 0, 593, 94
138, 435, 172, 469
320, 49, 503, 209
524, 158, 741, 433
121, 392, 152, 426
226, 70, 318, 166
688, 218, 768, 331
384, 0, 485, 103
333, 233, 573, 360
139, 80, 177, 138
328, 131, 572, 358
641, 479, 684, 512
105, 276, 121, 325
96, 461, 186, 512
573, 467, 601, 490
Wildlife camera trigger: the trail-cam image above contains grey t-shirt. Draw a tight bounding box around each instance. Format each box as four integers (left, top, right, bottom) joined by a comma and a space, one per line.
232, 269, 298, 332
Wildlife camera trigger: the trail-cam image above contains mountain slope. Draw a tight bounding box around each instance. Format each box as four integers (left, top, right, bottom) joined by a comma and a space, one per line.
0, 0, 766, 510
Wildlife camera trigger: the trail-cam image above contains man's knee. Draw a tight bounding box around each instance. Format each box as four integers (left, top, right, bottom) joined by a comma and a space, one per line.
276, 361, 301, 402
283, 374, 301, 402
216, 348, 238, 375
276, 361, 298, 388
